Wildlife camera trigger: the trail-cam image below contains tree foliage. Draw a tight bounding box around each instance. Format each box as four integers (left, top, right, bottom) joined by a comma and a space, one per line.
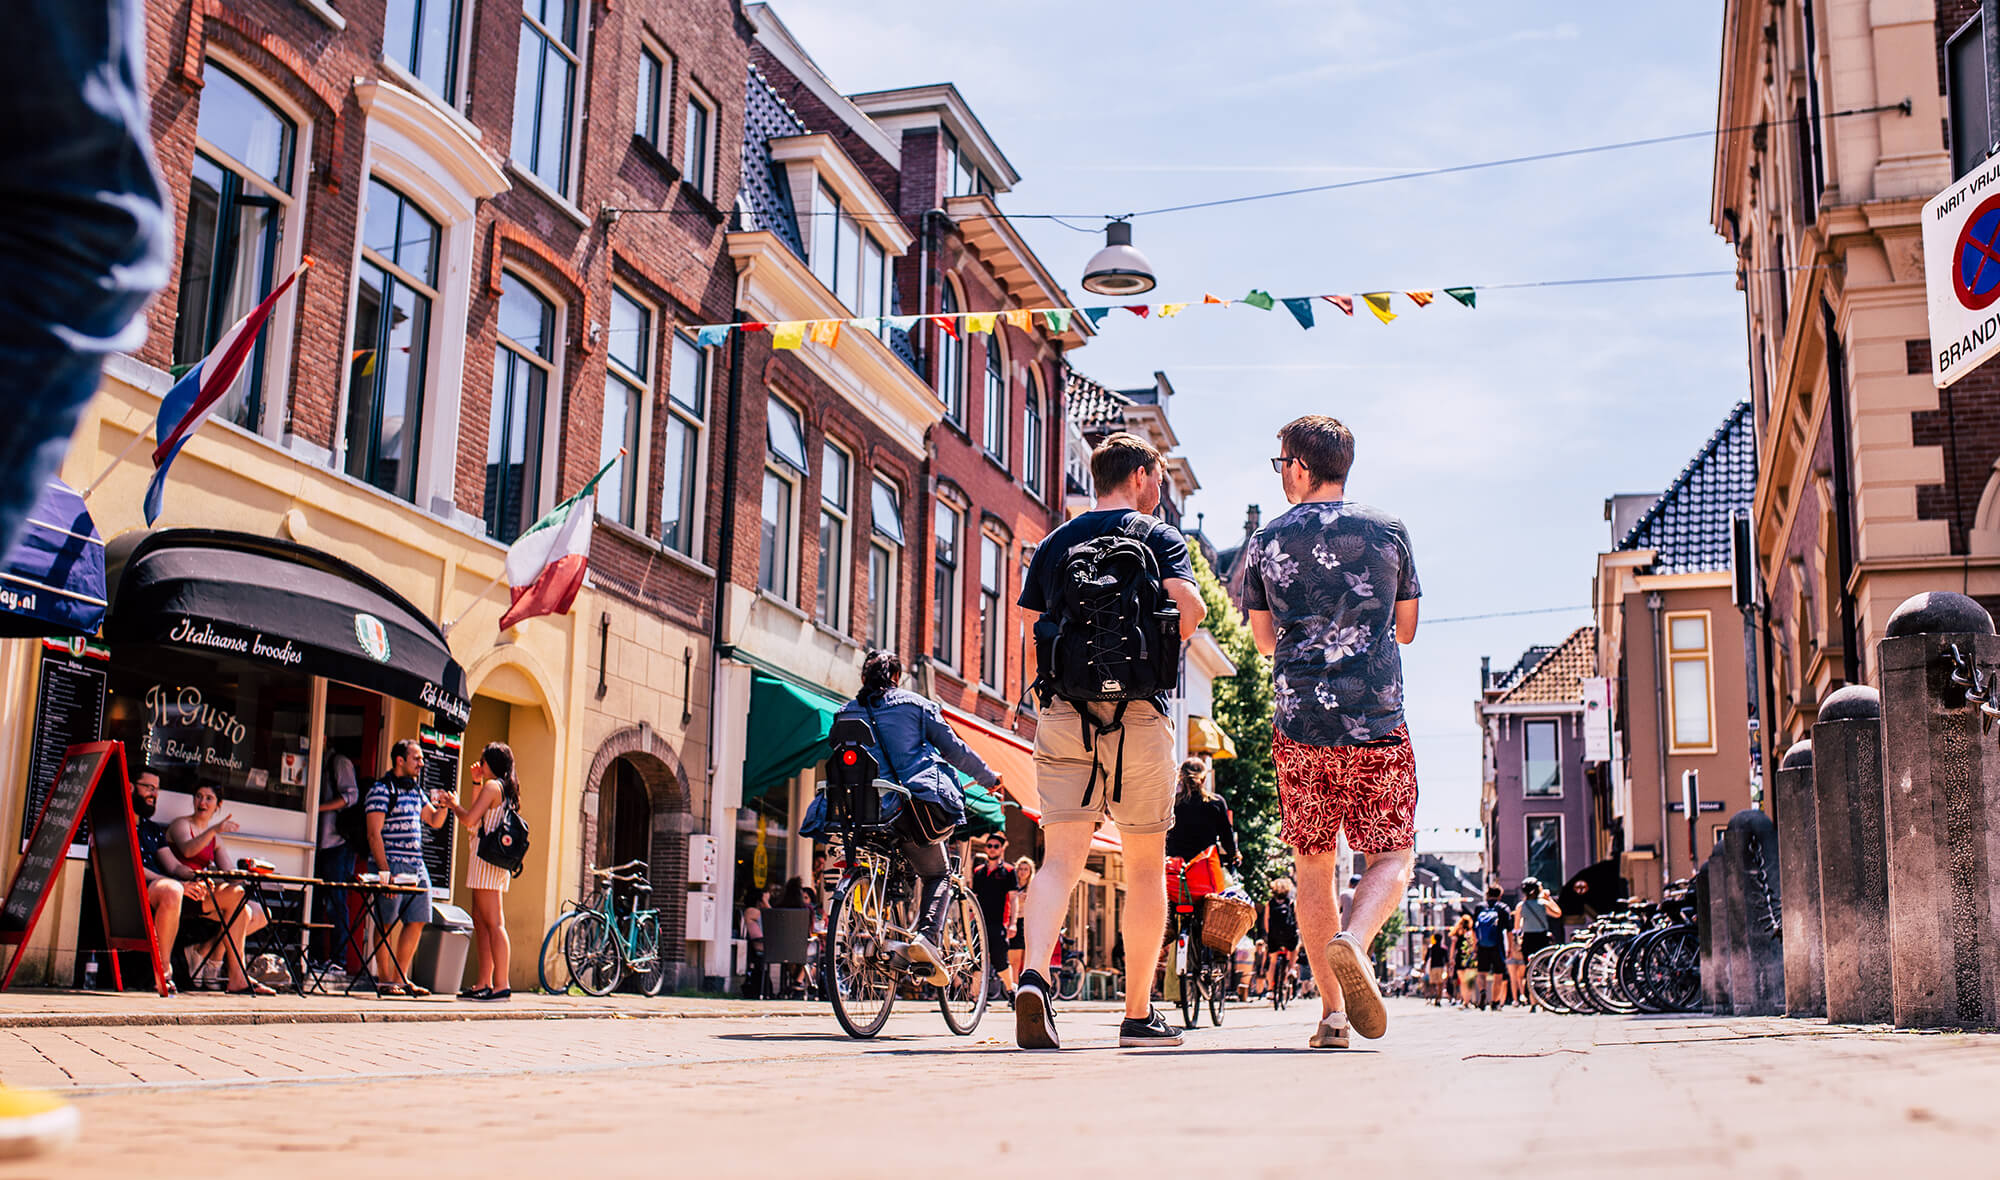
1190, 547, 1282, 901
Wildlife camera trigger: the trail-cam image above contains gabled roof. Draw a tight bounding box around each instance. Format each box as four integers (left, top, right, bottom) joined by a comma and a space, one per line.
1616, 401, 1755, 574
739, 65, 807, 259
1064, 368, 1131, 432
1498, 627, 1596, 706
1490, 645, 1556, 695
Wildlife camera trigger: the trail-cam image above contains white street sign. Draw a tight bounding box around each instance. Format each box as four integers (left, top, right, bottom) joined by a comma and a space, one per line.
1924, 153, 2000, 388
1581, 676, 1611, 763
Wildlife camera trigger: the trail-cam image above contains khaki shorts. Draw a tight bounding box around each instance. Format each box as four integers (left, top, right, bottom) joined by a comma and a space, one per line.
1033, 699, 1176, 833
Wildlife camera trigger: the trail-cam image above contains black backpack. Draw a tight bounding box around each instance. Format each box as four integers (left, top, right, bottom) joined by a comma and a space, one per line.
1032, 513, 1181, 807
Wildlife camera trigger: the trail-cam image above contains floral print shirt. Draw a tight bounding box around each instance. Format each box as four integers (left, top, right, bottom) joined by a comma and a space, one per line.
1240, 499, 1420, 747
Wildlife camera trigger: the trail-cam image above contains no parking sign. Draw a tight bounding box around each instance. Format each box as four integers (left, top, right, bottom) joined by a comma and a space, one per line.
1925, 153, 2000, 387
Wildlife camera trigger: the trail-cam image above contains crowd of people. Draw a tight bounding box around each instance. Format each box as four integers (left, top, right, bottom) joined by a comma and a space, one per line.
1420, 878, 1564, 1010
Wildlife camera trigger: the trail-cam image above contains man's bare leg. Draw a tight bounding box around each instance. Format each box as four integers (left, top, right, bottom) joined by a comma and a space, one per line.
1015, 822, 1092, 1047
1114, 829, 1168, 1023
1295, 851, 1346, 1018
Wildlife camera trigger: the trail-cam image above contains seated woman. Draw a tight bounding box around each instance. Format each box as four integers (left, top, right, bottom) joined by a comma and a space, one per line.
834, 649, 1000, 984
168, 783, 273, 996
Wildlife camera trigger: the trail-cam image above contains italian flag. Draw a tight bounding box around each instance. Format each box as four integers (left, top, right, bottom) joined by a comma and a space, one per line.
499, 457, 617, 630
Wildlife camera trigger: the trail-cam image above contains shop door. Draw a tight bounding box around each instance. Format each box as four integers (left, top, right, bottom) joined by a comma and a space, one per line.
325, 686, 383, 782
609, 759, 652, 872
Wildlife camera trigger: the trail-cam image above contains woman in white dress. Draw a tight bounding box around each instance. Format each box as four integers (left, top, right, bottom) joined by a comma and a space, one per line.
446, 742, 520, 1001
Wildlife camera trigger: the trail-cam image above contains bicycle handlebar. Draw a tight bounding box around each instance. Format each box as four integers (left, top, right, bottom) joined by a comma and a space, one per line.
591, 859, 648, 878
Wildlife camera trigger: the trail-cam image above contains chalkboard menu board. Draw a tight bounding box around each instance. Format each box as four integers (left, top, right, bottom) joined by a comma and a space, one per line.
21, 652, 105, 857
1, 744, 106, 936
419, 726, 460, 896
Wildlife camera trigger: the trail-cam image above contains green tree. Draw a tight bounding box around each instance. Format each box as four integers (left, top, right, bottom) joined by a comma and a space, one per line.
1370, 908, 1406, 964
1190, 548, 1282, 901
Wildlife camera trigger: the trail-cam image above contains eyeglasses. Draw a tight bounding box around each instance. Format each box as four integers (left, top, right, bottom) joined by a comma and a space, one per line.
1269, 455, 1302, 474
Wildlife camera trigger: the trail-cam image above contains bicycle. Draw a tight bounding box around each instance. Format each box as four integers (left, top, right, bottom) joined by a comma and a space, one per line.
1053, 932, 1084, 1003
557, 860, 665, 997
1167, 867, 1228, 1029
819, 719, 988, 1039
1268, 948, 1297, 1011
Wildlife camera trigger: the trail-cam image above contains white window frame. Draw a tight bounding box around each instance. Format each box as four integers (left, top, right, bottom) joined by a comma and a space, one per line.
868, 473, 904, 653
932, 499, 962, 669
659, 325, 708, 557
600, 282, 656, 531
1664, 609, 1717, 754
936, 277, 966, 423
511, 0, 589, 201
682, 81, 717, 199
635, 38, 670, 149
760, 394, 807, 601
187, 51, 313, 445
1522, 718, 1561, 799
982, 330, 1008, 462
978, 530, 1005, 690
1524, 814, 1565, 889
1023, 364, 1045, 498
816, 438, 852, 631
379, 0, 477, 118
485, 267, 567, 541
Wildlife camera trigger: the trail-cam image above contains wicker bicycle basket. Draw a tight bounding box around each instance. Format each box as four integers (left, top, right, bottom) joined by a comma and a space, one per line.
1200, 894, 1256, 953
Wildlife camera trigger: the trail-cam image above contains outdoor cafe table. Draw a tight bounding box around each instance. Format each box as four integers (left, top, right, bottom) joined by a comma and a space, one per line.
187, 868, 314, 995
191, 870, 429, 996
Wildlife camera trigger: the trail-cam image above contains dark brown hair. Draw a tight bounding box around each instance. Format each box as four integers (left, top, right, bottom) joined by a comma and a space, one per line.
860, 648, 902, 705
1277, 415, 1355, 486
1090, 431, 1161, 496
1176, 757, 1213, 804
481, 741, 520, 809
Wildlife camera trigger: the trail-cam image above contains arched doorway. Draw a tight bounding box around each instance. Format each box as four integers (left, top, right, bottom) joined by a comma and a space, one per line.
604, 757, 653, 871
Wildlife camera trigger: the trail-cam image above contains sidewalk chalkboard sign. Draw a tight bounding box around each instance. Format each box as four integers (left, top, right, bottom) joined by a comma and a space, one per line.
20, 651, 106, 857
0, 741, 165, 994
418, 726, 460, 897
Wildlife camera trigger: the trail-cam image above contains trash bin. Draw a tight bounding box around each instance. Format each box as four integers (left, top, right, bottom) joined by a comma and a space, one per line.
410, 902, 473, 995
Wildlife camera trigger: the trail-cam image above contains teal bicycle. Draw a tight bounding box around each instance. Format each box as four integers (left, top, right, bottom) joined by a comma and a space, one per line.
539, 860, 664, 997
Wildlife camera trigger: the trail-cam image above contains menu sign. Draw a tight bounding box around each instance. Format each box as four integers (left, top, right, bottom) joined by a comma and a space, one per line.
418, 726, 460, 897
21, 649, 106, 857
1, 744, 105, 935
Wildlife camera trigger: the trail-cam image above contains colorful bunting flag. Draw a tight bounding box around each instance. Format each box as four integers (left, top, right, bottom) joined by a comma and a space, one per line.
1158, 303, 1189, 318
1082, 307, 1111, 326
695, 325, 731, 348
1323, 295, 1354, 316
1361, 293, 1396, 324
1281, 297, 1315, 329
1445, 287, 1477, 308
770, 322, 807, 350
1242, 289, 1276, 310
1002, 309, 1032, 331
1042, 308, 1073, 333
1125, 305, 1150, 318
964, 312, 997, 334
846, 317, 881, 334
1405, 290, 1435, 308
1203, 293, 1229, 306
809, 319, 842, 348
884, 314, 920, 333
932, 315, 960, 340
741, 322, 768, 333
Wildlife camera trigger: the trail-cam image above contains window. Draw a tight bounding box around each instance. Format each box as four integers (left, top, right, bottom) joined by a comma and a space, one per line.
384, 0, 462, 103
935, 281, 965, 422
1795, 0, 1825, 219
816, 441, 851, 629
932, 501, 961, 666
174, 64, 297, 433
1948, 13, 1991, 180
871, 476, 905, 545
660, 329, 707, 555
512, 0, 581, 198
943, 131, 988, 198
600, 287, 651, 528
868, 476, 903, 652
861, 236, 887, 328
1666, 612, 1714, 750
979, 533, 1004, 689
810, 182, 842, 295
484, 273, 555, 543
1526, 816, 1563, 890
808, 183, 883, 314
760, 397, 806, 598
345, 180, 439, 502
683, 86, 715, 198
636, 45, 664, 147
982, 333, 1007, 460
1523, 719, 1559, 797
1023, 366, 1045, 497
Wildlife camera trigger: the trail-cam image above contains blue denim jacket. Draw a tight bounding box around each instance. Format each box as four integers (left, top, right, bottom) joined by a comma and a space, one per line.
834, 688, 999, 826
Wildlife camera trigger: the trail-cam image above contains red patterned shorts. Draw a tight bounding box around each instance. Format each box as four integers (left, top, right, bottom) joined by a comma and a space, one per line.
1274, 726, 1419, 856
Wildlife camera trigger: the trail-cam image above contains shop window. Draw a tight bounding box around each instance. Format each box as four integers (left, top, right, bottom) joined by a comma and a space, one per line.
683, 84, 715, 198
979, 532, 1004, 689
982, 332, 1008, 461
512, 0, 582, 198
384, 0, 463, 104
1526, 815, 1563, 889
601, 286, 652, 529
1666, 611, 1714, 751
102, 649, 314, 813
816, 440, 851, 630
1023, 366, 1044, 497
660, 329, 707, 555
1523, 719, 1559, 797
484, 272, 556, 544
346, 179, 440, 503
935, 280, 965, 423
174, 63, 298, 434
932, 501, 961, 667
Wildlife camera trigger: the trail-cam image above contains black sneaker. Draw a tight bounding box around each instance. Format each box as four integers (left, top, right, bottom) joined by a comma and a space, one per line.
1117, 1008, 1185, 1048
1015, 970, 1060, 1049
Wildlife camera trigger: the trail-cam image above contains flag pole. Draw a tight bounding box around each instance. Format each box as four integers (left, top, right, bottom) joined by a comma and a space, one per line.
442, 448, 624, 637
81, 425, 154, 499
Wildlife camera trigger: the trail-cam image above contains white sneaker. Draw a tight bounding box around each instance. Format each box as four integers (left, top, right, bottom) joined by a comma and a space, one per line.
1309, 1011, 1351, 1049
1324, 932, 1387, 1039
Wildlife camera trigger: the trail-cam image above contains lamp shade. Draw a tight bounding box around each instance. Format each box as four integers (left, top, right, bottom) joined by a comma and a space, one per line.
1081, 220, 1156, 296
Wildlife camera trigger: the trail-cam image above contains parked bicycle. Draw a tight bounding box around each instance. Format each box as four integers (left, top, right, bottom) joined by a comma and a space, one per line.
1526, 881, 1699, 1015
1053, 931, 1085, 1003
536, 859, 664, 997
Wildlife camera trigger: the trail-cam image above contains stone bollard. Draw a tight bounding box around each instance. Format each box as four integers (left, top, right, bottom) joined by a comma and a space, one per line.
1772, 738, 1825, 1018
1695, 861, 1720, 1014
1812, 686, 1892, 1024
1878, 591, 2000, 1029
1707, 852, 1738, 1014
1720, 809, 1785, 1015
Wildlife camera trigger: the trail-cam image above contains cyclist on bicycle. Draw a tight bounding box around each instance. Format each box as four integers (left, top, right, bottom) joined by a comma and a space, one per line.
1165, 758, 1239, 898
1263, 878, 1300, 997
834, 649, 1001, 986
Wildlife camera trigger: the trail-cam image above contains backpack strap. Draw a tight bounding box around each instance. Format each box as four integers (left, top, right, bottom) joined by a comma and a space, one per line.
1077, 700, 1130, 808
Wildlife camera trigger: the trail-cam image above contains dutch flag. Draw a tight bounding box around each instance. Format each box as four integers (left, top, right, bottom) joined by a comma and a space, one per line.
144, 258, 312, 524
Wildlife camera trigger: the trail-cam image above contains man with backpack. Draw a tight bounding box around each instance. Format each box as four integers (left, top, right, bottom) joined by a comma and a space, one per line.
1012, 432, 1206, 1049
1473, 885, 1514, 1010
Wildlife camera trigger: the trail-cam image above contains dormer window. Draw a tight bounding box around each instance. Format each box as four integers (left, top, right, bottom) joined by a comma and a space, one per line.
807, 181, 889, 316
770, 135, 912, 319
943, 131, 990, 199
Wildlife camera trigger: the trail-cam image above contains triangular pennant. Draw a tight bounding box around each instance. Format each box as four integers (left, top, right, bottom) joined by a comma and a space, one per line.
964, 312, 997, 334
1361, 293, 1396, 324
1157, 303, 1189, 318
1002, 309, 1032, 330
1125, 305, 1150, 319
1042, 308, 1073, 333
770, 322, 807, 350
932, 315, 960, 340
1082, 307, 1112, 326
1445, 287, 1477, 308
1202, 293, 1229, 306
883, 315, 920, 332
1405, 290, 1435, 308
695, 325, 732, 348
740, 321, 768, 333
809, 319, 842, 347
1323, 295, 1354, 316
1281, 297, 1315, 330
1241, 289, 1275, 310
847, 317, 882, 333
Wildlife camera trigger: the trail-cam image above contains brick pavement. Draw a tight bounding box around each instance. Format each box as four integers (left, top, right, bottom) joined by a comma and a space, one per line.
3, 999, 1997, 1178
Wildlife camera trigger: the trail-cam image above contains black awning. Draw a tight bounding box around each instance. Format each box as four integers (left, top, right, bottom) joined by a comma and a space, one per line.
103, 529, 470, 731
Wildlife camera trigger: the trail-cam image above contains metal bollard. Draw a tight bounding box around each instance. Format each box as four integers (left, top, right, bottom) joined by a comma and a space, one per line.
1811, 686, 1891, 1024
1772, 738, 1825, 1018
1877, 591, 2000, 1029
1721, 808, 1785, 1015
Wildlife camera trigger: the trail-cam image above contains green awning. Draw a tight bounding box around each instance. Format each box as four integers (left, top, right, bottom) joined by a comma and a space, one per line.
743, 672, 846, 800
955, 773, 1007, 839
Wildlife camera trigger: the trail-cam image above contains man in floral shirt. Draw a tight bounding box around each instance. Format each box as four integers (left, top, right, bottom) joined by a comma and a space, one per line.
1242, 414, 1420, 1049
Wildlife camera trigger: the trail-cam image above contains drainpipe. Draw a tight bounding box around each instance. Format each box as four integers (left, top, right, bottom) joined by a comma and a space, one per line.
701, 307, 750, 988
1821, 301, 1860, 684
1647, 591, 1671, 891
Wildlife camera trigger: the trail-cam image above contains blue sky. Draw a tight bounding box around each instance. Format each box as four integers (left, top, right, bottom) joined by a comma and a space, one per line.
778, 2, 1749, 851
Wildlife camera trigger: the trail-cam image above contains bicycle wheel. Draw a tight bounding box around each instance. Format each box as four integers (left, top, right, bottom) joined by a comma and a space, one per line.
1549, 943, 1592, 1014
537, 910, 578, 994
1582, 934, 1637, 1014
563, 910, 623, 997
1620, 929, 1666, 1013
1639, 925, 1701, 1012
1527, 945, 1568, 1013
1055, 956, 1084, 1002
936, 885, 989, 1035
1271, 959, 1289, 1011
826, 872, 896, 1039
628, 911, 666, 997
1174, 936, 1201, 1029
1206, 953, 1228, 1026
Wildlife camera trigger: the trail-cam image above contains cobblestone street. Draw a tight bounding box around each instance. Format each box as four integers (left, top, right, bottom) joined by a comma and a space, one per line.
4, 999, 1996, 1178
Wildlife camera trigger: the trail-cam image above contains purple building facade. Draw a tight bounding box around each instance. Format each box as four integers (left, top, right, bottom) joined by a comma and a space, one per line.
1478, 626, 1599, 898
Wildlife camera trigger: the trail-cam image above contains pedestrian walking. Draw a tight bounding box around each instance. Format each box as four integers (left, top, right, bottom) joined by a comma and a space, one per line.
363, 739, 449, 997
1450, 914, 1478, 1006
1242, 415, 1422, 1048
1006, 856, 1034, 994
1424, 933, 1449, 1005
1515, 877, 1562, 1011
1472, 885, 1513, 1010
739, 886, 768, 999
445, 742, 523, 1001
1263, 878, 1300, 998
1013, 432, 1207, 1049
972, 833, 1017, 996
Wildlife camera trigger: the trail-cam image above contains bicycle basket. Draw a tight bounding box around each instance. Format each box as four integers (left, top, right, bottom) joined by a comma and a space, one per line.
1199, 894, 1256, 953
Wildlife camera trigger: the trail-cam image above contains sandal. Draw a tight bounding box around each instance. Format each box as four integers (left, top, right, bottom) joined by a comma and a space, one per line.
376, 983, 410, 998
404, 983, 432, 998
226, 982, 278, 997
